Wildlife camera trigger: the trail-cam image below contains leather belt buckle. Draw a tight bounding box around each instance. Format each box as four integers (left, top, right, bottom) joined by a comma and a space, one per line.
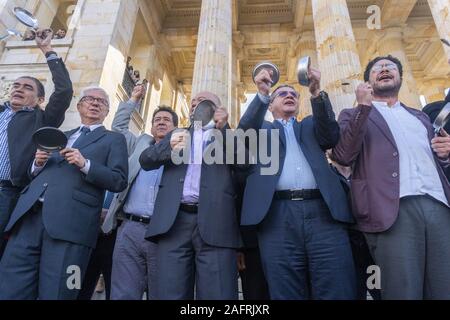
290, 190, 304, 201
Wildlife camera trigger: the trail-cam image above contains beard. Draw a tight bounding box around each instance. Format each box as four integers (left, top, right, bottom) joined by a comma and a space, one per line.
372, 79, 402, 97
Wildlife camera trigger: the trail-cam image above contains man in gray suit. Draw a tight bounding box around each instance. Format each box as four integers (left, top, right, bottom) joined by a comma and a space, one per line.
0, 87, 128, 300
102, 85, 178, 300
139, 91, 242, 300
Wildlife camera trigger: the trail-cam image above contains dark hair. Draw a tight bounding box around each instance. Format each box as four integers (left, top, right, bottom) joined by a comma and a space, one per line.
152, 105, 179, 127
270, 84, 298, 103
17, 76, 45, 98
364, 55, 403, 82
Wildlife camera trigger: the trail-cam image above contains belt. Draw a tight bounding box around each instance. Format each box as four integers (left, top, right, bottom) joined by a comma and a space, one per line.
179, 203, 198, 214
124, 213, 151, 224
0, 180, 19, 189
274, 189, 322, 201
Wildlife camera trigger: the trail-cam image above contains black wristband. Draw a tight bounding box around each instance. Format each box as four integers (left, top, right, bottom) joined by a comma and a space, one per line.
311, 91, 328, 101
45, 51, 57, 58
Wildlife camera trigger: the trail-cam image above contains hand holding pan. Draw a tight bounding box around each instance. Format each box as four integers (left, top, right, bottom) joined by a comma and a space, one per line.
297, 56, 311, 87
33, 127, 68, 153
433, 102, 450, 136
252, 62, 280, 88
191, 100, 217, 130
13, 7, 52, 39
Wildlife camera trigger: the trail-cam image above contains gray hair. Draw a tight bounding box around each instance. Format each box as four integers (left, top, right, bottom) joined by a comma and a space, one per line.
78, 86, 110, 107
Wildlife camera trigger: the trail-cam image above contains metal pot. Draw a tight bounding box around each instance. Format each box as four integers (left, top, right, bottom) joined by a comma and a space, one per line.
252, 62, 280, 88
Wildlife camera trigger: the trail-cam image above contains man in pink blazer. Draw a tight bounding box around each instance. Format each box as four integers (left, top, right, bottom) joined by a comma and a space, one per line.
333, 55, 450, 300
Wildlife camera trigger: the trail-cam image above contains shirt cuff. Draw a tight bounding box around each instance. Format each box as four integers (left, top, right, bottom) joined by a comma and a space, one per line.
81, 159, 91, 175
257, 92, 270, 105
46, 53, 59, 61
31, 161, 45, 176
127, 99, 140, 108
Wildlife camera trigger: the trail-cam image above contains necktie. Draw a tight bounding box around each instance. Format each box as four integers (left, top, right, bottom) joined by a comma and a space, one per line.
103, 191, 115, 210
72, 127, 91, 148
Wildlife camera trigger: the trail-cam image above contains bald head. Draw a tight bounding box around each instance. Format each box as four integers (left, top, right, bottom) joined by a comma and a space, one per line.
190, 91, 221, 114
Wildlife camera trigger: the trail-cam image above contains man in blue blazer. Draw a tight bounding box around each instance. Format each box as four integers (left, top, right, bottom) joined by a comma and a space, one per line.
238, 67, 356, 300
0, 87, 128, 300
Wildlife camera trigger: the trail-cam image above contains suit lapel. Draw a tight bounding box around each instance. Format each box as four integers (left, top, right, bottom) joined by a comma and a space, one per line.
72, 126, 107, 150
369, 106, 397, 149
65, 128, 79, 140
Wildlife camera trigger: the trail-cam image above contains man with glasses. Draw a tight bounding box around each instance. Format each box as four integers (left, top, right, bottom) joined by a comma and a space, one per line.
0, 87, 128, 300
101, 85, 178, 300
0, 29, 73, 258
333, 55, 450, 299
238, 65, 356, 300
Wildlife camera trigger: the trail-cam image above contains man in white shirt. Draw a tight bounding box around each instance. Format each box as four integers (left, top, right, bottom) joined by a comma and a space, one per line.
333, 55, 450, 299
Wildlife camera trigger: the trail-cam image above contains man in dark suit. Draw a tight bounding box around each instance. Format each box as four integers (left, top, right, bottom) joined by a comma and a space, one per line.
423, 90, 450, 180
238, 66, 356, 300
233, 169, 270, 300
333, 55, 450, 299
0, 87, 128, 300
0, 29, 73, 256
139, 91, 242, 300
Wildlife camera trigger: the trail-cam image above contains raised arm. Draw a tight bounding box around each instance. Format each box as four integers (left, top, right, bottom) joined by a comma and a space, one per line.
112, 85, 146, 154
332, 83, 374, 166
37, 29, 73, 127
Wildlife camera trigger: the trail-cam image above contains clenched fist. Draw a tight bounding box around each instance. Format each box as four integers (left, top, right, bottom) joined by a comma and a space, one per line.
254, 68, 273, 97
356, 83, 374, 106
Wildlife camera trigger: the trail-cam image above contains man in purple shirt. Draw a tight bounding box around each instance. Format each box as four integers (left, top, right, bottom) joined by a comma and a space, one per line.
139, 91, 242, 300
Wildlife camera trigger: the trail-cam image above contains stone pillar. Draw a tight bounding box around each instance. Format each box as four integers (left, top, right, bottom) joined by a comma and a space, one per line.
311, 0, 362, 114
191, 0, 232, 113
421, 78, 447, 103
428, 0, 450, 61
62, 0, 139, 130
288, 31, 318, 118
375, 27, 422, 108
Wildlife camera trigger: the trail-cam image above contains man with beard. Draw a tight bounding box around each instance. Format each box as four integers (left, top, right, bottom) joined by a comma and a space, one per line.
332, 55, 450, 299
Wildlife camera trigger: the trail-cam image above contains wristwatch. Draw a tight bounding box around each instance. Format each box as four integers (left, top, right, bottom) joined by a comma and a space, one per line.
45, 51, 58, 58
311, 90, 328, 101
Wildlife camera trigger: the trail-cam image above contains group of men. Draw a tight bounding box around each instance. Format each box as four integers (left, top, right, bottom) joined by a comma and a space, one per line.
1, 28, 450, 300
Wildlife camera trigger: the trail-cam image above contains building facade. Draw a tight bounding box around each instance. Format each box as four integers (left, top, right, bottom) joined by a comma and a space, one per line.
0, 0, 448, 134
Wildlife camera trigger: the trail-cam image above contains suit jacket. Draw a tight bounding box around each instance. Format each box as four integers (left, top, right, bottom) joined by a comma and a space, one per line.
102, 100, 154, 233
332, 103, 450, 233
6, 126, 128, 248
238, 94, 353, 226
423, 92, 450, 180
0, 58, 73, 187
139, 125, 242, 249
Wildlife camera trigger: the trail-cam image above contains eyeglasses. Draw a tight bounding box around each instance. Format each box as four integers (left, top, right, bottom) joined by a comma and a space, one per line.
371, 63, 398, 72
80, 95, 109, 107
271, 90, 299, 101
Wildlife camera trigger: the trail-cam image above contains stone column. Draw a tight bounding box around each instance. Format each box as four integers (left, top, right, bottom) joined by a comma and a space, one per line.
191, 0, 232, 113
63, 0, 139, 130
428, 0, 450, 61
311, 0, 362, 114
421, 78, 447, 103
287, 31, 318, 118
375, 27, 422, 108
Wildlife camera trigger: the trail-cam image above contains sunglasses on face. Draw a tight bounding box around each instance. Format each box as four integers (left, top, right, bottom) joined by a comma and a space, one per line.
371, 63, 398, 72
271, 90, 299, 101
